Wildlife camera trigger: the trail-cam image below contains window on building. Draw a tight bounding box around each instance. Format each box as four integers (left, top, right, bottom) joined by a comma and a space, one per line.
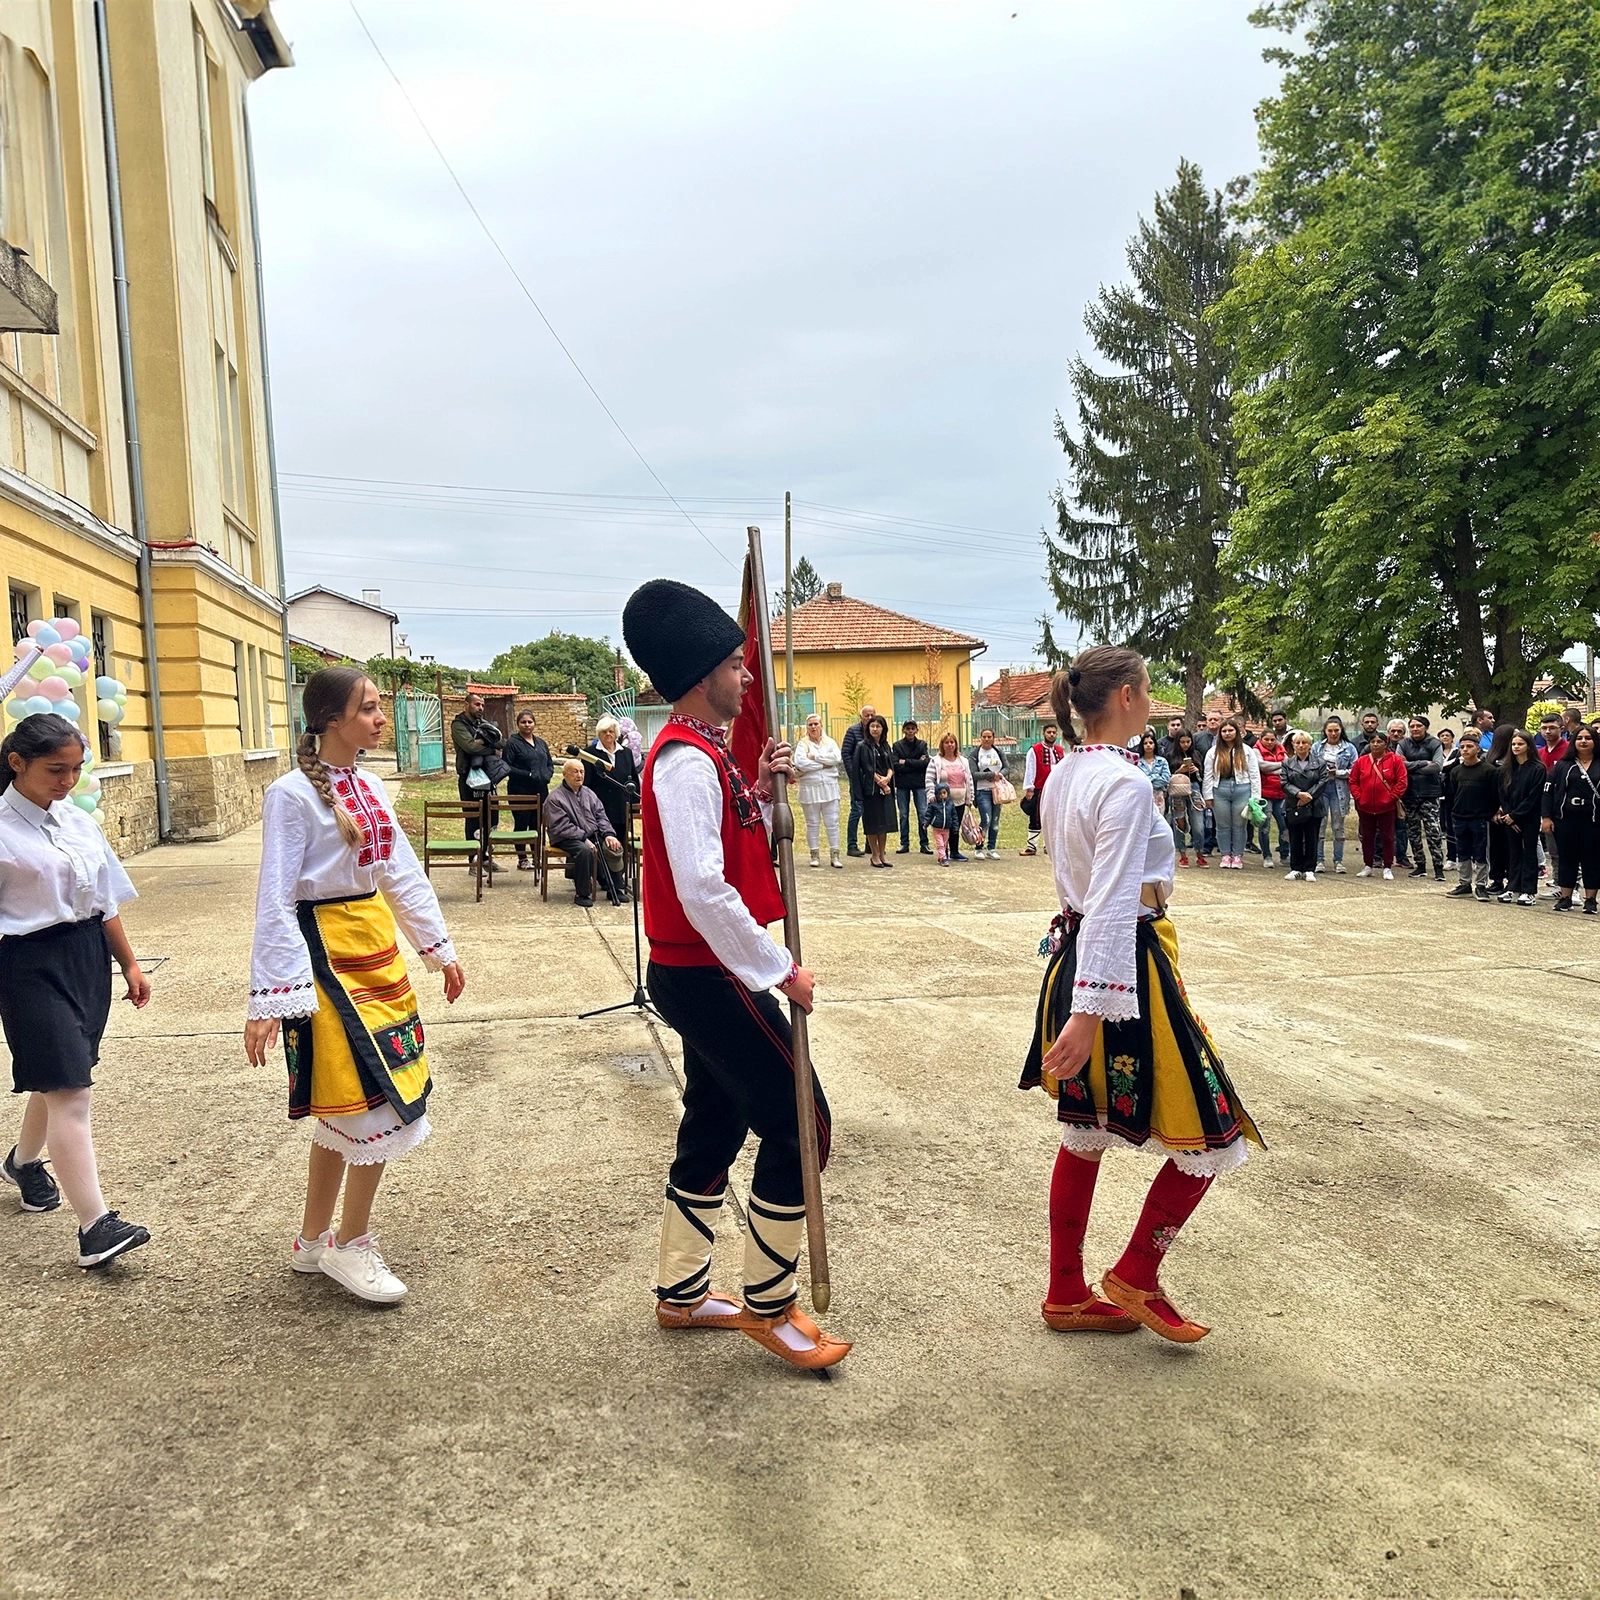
233, 640, 247, 748
9, 584, 36, 645
258, 647, 274, 747
213, 344, 234, 507
193, 23, 216, 206
246, 644, 263, 749
893, 685, 943, 725
777, 688, 816, 725
91, 611, 111, 759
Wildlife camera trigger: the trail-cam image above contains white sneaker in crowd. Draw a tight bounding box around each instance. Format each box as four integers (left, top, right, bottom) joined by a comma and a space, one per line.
1357, 866, 1373, 878
1262, 856, 1275, 869
1335, 862, 1347, 874
1285, 870, 1300, 880
1382, 867, 1394, 881
1305, 871, 1316, 882
318, 1233, 407, 1304
291, 1229, 333, 1274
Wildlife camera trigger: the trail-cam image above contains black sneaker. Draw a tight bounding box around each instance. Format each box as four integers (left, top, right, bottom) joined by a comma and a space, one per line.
1474, 887, 1492, 902
1445, 884, 1474, 897
1584, 901, 1599, 916
894, 846, 910, 854
846, 847, 863, 858
1434, 869, 1445, 881
1554, 897, 1574, 912
1408, 864, 1427, 878
77, 1210, 150, 1269
919, 844, 933, 854
574, 896, 596, 909
2, 1145, 60, 1212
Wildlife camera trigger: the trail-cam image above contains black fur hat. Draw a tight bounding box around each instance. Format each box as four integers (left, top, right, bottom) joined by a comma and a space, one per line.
622, 579, 745, 703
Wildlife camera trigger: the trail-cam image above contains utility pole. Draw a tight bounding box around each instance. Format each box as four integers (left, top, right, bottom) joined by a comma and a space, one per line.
784, 490, 794, 745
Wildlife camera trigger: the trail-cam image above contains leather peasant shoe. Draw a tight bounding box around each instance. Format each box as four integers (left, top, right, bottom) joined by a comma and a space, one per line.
1041, 1294, 1139, 1333
655, 1292, 758, 1331
741, 1304, 851, 1369
1099, 1269, 1210, 1344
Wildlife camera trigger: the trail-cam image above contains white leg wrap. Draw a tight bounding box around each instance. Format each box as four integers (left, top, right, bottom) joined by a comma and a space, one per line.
656, 1184, 724, 1307
742, 1194, 806, 1317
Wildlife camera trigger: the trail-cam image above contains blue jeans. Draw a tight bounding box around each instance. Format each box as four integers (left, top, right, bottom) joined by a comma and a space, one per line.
1317, 782, 1350, 866
1212, 779, 1251, 858
847, 794, 863, 852
896, 788, 928, 849
1257, 796, 1287, 861
1170, 793, 1204, 852
975, 789, 999, 850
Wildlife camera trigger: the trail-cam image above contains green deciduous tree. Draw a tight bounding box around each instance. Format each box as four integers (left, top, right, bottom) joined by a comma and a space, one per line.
487, 631, 640, 715
1218, 0, 1600, 726
1045, 159, 1242, 725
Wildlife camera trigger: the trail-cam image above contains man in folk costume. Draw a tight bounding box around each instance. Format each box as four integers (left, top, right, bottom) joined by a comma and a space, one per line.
622, 579, 850, 1371
1020, 720, 1067, 856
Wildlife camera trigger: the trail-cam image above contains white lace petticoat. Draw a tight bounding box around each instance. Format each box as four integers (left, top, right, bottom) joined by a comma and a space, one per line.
1060, 1117, 1249, 1178
309, 1106, 432, 1166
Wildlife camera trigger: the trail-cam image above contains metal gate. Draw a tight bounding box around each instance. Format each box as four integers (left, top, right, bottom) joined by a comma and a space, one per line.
394, 687, 445, 775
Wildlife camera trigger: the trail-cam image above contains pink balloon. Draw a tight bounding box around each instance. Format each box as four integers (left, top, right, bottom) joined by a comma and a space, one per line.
55, 619, 79, 641
37, 677, 69, 700
12, 639, 33, 661
43, 643, 71, 666
25, 620, 42, 637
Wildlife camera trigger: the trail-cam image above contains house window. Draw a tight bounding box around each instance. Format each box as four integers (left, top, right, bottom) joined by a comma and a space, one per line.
9, 585, 35, 645
233, 640, 247, 747
893, 685, 943, 724
777, 688, 816, 725
193, 23, 216, 206
91, 611, 111, 759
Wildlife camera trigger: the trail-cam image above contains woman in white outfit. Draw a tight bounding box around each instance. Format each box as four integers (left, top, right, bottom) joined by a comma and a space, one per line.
792, 713, 844, 867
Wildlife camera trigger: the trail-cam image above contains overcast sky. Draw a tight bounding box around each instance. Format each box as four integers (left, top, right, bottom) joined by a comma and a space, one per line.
250, 1, 1280, 679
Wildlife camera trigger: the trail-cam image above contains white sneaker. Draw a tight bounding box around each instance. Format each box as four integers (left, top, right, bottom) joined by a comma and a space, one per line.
1382, 867, 1394, 881
1305, 871, 1316, 883
1284, 870, 1299, 880
1357, 866, 1373, 878
318, 1233, 407, 1303
291, 1229, 333, 1274
1262, 856, 1274, 869
1335, 862, 1347, 874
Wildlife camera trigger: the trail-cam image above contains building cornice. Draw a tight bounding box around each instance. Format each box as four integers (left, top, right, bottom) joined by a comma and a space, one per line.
150, 543, 284, 616
0, 462, 137, 562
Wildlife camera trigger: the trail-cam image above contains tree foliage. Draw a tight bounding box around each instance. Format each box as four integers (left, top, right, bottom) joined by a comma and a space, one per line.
1218, 0, 1600, 725
487, 631, 641, 714
772, 554, 824, 616
1046, 159, 1242, 724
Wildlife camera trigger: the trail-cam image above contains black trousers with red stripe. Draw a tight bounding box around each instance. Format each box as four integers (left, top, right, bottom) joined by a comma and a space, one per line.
648, 960, 831, 1209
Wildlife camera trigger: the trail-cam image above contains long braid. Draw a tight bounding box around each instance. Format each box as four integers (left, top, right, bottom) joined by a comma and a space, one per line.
297, 727, 365, 848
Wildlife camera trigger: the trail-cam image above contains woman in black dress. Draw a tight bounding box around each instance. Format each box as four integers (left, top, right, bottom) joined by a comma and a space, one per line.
584, 714, 640, 843
854, 714, 896, 867
503, 710, 553, 870
1495, 727, 1545, 906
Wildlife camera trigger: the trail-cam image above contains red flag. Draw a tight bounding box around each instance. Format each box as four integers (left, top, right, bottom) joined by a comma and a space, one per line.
730, 551, 768, 780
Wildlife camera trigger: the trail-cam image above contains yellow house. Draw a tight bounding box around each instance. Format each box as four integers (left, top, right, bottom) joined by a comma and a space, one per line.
0, 0, 292, 852
773, 583, 985, 742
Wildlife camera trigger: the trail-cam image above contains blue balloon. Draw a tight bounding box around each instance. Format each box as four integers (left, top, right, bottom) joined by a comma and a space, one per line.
52, 699, 80, 722
94, 676, 121, 700
32, 625, 59, 648
4, 699, 28, 719
24, 696, 52, 716
68, 640, 90, 662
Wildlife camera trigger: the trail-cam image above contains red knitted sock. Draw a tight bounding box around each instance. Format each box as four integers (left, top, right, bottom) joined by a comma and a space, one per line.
1046, 1147, 1101, 1308
1113, 1160, 1213, 1311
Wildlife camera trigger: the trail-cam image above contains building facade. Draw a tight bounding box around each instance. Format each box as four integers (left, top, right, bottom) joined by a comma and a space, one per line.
0, 0, 292, 855
771, 584, 985, 742
287, 585, 402, 663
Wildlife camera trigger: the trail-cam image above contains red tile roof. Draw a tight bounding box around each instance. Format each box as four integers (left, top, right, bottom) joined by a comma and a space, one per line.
782, 591, 983, 653
983, 668, 1185, 721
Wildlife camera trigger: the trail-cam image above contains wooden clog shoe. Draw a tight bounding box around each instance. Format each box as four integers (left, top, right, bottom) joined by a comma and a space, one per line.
741, 1304, 852, 1369
1041, 1295, 1139, 1333
1099, 1270, 1209, 1343
655, 1292, 758, 1331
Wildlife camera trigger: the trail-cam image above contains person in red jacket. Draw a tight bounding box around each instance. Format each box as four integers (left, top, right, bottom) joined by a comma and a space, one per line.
1349, 728, 1409, 879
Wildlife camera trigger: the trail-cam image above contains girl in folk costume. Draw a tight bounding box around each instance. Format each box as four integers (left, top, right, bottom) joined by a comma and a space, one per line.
1020, 649, 1263, 1342
245, 668, 465, 1304
0, 714, 152, 1268
622, 578, 849, 1371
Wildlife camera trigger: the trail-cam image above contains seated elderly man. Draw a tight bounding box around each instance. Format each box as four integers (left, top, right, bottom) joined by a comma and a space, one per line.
544, 758, 627, 908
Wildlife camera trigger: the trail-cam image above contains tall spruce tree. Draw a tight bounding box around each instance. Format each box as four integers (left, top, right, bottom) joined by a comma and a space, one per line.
1046, 159, 1241, 724
1218, 0, 1600, 724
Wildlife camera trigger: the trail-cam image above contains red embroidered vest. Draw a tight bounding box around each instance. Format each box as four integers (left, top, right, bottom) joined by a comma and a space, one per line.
641, 721, 786, 967
1032, 742, 1065, 790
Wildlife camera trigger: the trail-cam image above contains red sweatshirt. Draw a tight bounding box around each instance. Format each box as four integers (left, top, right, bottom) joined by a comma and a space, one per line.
1350, 749, 1409, 813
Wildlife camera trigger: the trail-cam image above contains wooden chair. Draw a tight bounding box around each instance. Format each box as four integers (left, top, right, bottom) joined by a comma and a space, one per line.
489, 791, 544, 886
422, 796, 489, 902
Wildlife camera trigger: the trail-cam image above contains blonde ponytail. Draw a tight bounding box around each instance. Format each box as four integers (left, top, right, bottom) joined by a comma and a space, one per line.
297, 728, 366, 848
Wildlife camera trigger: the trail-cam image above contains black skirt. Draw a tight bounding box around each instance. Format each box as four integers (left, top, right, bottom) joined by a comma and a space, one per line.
0, 915, 113, 1094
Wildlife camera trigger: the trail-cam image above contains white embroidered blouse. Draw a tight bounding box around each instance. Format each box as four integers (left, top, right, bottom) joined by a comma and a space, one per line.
1041, 744, 1175, 1023
248, 767, 456, 1021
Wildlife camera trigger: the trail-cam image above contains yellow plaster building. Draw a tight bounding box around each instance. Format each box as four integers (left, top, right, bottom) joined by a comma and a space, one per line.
773, 583, 985, 743
0, 0, 291, 853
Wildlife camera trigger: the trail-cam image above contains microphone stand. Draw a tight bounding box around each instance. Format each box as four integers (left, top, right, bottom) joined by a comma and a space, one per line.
579, 799, 657, 1021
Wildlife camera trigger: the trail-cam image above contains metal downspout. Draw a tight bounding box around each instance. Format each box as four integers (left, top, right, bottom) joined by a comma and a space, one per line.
242, 102, 295, 743
93, 0, 169, 839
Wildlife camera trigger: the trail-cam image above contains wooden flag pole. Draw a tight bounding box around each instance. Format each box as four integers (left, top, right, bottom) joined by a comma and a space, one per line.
747, 524, 831, 1311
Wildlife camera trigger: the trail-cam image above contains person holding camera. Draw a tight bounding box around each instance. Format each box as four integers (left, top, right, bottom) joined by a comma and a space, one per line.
451, 691, 505, 868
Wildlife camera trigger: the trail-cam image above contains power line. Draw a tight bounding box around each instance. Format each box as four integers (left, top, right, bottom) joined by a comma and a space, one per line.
346, 2, 735, 572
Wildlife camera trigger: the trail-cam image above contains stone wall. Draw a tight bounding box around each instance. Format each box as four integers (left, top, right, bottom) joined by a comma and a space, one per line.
441, 692, 589, 758
96, 760, 159, 859
164, 749, 290, 842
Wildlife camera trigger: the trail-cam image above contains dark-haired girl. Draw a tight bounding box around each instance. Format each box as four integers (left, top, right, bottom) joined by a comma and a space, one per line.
1020, 648, 1263, 1343
0, 713, 152, 1268
245, 667, 466, 1304
1496, 728, 1546, 907
1542, 725, 1600, 912
854, 714, 895, 867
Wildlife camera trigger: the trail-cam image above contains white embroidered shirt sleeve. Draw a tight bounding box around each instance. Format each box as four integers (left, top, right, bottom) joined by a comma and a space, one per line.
1071, 773, 1150, 1022
1024, 748, 1039, 789
248, 784, 319, 1020
377, 811, 456, 970
654, 743, 794, 992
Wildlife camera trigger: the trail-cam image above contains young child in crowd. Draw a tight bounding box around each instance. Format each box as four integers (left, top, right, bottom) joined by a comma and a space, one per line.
927, 782, 956, 864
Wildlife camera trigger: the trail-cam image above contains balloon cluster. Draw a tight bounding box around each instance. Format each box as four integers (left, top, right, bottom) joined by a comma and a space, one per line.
2, 617, 123, 828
